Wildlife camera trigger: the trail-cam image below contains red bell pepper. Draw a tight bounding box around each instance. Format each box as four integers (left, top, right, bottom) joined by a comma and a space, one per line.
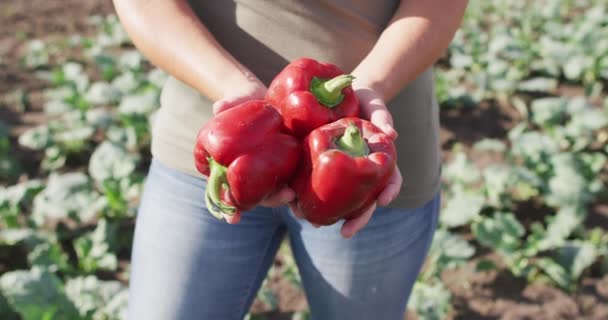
291, 117, 397, 225
265, 57, 360, 138
194, 100, 301, 219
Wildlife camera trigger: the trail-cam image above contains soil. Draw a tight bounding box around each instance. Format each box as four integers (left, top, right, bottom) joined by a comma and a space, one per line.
1, 1, 607, 319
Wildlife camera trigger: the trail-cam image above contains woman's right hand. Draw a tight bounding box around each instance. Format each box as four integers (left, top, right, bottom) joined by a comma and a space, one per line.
212, 74, 267, 115
211, 78, 296, 224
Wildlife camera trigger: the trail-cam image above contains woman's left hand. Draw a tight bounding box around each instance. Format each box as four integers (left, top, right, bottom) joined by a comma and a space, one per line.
339, 81, 403, 238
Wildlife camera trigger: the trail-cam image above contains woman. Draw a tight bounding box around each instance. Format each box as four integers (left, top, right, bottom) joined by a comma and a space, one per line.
113, 1, 467, 319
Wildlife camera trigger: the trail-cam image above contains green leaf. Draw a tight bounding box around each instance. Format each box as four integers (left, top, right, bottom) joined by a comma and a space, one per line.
511, 167, 542, 201
476, 259, 497, 272
0, 229, 38, 245
32, 172, 104, 225
536, 258, 571, 290
473, 138, 507, 152
546, 153, 591, 208
0, 228, 70, 272
21, 39, 49, 69
118, 50, 143, 71
41, 87, 74, 107
450, 53, 474, 69
539, 37, 571, 65
85, 81, 121, 105
473, 212, 524, 254
424, 229, 475, 278
531, 206, 584, 252
440, 190, 485, 228
89, 141, 139, 185
482, 164, 512, 206
54, 127, 94, 149
62, 62, 89, 93
27, 241, 71, 273
94, 54, 119, 81
147, 68, 168, 88
0, 180, 44, 228
443, 151, 481, 185
74, 218, 118, 273
101, 180, 129, 217
510, 131, 558, 178
517, 77, 558, 93
0, 180, 44, 208
555, 242, 598, 280
0, 267, 80, 320
408, 280, 452, 320
96, 287, 129, 320
111, 71, 140, 94
118, 90, 158, 115
0, 292, 19, 320
530, 97, 567, 128
563, 55, 592, 81
43, 100, 72, 115
85, 108, 114, 129
18, 125, 51, 150
567, 106, 608, 135
40, 146, 66, 171
64, 276, 127, 319
106, 125, 138, 151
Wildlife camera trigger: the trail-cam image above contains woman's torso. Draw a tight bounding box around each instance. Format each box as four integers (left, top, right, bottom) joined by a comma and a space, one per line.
151, 0, 441, 209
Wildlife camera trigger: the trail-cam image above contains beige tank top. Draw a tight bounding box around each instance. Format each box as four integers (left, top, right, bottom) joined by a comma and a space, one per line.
151, 0, 442, 209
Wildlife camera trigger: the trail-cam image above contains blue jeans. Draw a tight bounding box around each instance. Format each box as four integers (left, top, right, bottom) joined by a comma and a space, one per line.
127, 160, 440, 320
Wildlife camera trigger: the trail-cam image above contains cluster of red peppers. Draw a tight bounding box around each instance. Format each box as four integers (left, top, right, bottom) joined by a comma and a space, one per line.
194, 58, 397, 225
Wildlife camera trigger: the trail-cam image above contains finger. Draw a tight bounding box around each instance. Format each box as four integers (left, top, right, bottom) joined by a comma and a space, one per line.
212, 95, 252, 115
261, 187, 295, 207
340, 202, 376, 238
223, 211, 241, 224
377, 168, 403, 206
288, 202, 305, 219
359, 94, 398, 139
369, 107, 397, 139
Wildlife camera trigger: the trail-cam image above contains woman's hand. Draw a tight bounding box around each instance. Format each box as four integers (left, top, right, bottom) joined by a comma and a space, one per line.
213, 79, 297, 224
331, 0, 468, 237
211, 76, 266, 115
338, 81, 403, 238
288, 81, 402, 237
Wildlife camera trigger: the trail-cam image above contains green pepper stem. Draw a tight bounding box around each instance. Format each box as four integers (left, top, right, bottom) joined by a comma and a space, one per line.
335, 123, 369, 157
310, 74, 355, 108
205, 158, 236, 219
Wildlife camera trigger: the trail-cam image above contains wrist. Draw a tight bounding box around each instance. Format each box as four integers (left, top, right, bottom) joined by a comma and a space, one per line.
219, 65, 266, 100
350, 74, 387, 101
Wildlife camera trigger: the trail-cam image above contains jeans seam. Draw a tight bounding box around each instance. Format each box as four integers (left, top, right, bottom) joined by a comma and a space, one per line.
233, 226, 281, 320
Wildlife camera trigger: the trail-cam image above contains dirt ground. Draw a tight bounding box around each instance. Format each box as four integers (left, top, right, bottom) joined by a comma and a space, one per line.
1, 1, 608, 319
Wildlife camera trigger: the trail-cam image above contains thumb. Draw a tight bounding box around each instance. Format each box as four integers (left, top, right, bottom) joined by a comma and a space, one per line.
212, 95, 254, 115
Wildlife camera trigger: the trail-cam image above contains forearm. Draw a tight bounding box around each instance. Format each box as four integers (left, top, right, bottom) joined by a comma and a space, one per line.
352, 0, 468, 102
112, 0, 258, 101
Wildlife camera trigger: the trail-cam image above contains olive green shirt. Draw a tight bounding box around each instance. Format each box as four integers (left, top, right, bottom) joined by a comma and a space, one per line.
151, 0, 442, 209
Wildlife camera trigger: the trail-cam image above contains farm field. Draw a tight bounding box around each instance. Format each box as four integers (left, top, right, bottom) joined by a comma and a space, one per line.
1, 1, 608, 319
